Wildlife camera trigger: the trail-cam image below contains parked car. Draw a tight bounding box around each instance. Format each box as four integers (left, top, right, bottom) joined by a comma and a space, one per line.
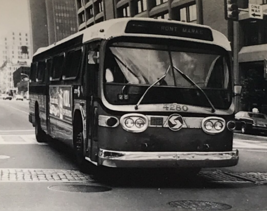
235, 111, 267, 135
2, 94, 12, 100
15, 94, 24, 101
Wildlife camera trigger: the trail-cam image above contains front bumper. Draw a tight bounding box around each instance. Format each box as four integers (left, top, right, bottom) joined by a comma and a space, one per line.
98, 149, 239, 168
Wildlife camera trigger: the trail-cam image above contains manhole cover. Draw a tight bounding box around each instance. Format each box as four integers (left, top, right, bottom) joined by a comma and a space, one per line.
168, 200, 232, 210
48, 184, 112, 193
0, 155, 10, 159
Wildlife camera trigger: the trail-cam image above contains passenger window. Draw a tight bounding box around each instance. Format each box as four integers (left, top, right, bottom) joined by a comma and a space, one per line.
63, 48, 82, 79
30, 62, 37, 81
37, 61, 45, 82
51, 54, 65, 80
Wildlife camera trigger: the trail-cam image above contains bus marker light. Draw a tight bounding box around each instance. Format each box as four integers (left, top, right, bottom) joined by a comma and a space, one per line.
98, 115, 119, 128
106, 117, 119, 127
227, 121, 236, 131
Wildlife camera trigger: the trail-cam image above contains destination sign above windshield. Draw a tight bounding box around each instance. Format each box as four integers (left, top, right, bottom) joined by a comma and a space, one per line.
125, 20, 213, 41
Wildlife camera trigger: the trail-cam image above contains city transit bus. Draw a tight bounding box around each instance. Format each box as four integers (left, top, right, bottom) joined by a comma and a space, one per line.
29, 18, 239, 173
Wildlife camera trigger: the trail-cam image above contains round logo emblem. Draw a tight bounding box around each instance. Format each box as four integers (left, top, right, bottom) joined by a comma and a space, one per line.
167, 114, 184, 131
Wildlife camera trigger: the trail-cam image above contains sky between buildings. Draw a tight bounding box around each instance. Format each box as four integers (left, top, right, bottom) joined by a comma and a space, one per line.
0, 0, 30, 37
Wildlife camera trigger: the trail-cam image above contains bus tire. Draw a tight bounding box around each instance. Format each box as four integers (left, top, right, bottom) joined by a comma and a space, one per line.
35, 107, 46, 143
73, 116, 88, 173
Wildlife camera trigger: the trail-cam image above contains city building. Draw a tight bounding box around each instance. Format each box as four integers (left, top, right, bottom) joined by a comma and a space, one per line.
75, 0, 267, 113
28, 0, 78, 54
0, 31, 31, 92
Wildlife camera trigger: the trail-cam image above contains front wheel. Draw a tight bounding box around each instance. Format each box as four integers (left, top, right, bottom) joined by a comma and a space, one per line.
74, 125, 90, 173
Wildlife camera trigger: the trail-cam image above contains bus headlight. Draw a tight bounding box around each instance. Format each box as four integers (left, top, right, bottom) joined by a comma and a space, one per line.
125, 118, 134, 128
202, 117, 225, 135
120, 114, 148, 133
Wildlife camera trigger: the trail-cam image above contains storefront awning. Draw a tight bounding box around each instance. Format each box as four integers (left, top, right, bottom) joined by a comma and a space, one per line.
239, 44, 267, 63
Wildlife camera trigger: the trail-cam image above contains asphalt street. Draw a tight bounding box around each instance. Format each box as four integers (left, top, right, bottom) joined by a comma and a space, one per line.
1, 99, 267, 211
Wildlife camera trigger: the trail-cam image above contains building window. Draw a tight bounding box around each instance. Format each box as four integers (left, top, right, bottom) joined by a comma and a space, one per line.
189, 4, 197, 22
137, 0, 147, 13
177, 3, 197, 23
99, 0, 104, 12
154, 12, 169, 19
122, 5, 130, 17
156, 0, 168, 6
77, 0, 82, 9
86, 6, 94, 19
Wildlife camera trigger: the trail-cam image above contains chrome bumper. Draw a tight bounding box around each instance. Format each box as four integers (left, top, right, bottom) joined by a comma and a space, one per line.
98, 149, 239, 168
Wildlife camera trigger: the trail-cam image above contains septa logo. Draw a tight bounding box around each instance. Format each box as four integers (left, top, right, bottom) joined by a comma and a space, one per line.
167, 114, 184, 131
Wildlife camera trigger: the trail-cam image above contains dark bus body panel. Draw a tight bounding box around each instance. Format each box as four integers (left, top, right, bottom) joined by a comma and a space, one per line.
98, 126, 233, 152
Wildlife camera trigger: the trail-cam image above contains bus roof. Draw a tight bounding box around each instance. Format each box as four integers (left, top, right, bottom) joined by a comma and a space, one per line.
34, 18, 231, 56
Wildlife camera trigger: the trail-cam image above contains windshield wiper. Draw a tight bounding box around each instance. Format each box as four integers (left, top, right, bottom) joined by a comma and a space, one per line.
173, 66, 216, 113
135, 66, 171, 110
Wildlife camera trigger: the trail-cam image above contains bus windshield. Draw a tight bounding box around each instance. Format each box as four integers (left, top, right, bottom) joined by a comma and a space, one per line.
104, 41, 231, 110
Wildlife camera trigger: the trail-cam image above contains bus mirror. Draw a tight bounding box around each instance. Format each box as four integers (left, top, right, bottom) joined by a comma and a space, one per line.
234, 85, 242, 95
49, 76, 52, 81
88, 51, 99, 64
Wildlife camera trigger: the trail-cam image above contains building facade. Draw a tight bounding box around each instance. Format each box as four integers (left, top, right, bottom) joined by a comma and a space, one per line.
28, 0, 78, 54
75, 0, 267, 113
0, 31, 31, 92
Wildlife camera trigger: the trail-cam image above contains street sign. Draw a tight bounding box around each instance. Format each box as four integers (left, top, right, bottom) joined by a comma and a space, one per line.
249, 4, 263, 19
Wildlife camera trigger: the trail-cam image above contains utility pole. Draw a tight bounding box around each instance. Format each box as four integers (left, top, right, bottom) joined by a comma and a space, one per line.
233, 21, 241, 112
224, 0, 241, 112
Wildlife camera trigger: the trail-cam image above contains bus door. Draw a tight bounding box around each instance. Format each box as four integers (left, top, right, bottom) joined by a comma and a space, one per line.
46, 58, 52, 136
84, 46, 99, 160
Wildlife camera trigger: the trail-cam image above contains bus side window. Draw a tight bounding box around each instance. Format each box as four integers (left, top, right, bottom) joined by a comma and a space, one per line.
46, 58, 53, 83
37, 61, 45, 82
63, 48, 82, 80
51, 54, 65, 81
30, 62, 37, 82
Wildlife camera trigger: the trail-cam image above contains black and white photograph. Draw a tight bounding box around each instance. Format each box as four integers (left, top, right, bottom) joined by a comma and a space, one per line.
0, 0, 267, 210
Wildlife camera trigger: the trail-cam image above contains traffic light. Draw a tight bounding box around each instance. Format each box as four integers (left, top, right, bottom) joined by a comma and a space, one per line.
224, 0, 239, 21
